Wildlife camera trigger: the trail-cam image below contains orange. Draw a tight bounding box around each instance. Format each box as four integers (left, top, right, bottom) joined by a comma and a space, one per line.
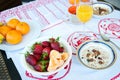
69, 0, 80, 5
6, 30, 22, 44
7, 18, 20, 29
81, 0, 89, 2
68, 6, 76, 14
0, 25, 12, 37
16, 22, 30, 35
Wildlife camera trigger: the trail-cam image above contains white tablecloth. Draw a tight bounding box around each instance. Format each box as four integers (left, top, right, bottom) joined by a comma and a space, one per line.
0, 0, 120, 80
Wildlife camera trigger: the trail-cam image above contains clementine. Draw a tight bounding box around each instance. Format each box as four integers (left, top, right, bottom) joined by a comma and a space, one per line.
69, 0, 80, 5
7, 18, 20, 29
6, 30, 22, 44
0, 25, 12, 37
68, 6, 76, 14
81, 0, 89, 2
16, 22, 30, 35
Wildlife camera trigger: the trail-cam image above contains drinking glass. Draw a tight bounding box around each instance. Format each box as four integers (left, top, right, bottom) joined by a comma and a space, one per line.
76, 0, 93, 24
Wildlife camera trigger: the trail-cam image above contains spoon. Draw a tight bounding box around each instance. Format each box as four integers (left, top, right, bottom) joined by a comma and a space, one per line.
100, 33, 120, 50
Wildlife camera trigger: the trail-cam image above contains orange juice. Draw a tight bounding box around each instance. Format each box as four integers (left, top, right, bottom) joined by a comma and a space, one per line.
76, 4, 93, 23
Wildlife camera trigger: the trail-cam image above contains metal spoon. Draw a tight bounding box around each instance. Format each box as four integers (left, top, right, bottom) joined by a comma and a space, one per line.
100, 33, 120, 50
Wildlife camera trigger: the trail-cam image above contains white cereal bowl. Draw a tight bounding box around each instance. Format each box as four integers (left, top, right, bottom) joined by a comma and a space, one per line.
21, 36, 72, 76
76, 40, 116, 70
93, 1, 114, 18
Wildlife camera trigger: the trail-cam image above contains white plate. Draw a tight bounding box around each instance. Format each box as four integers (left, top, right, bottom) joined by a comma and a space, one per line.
0, 19, 42, 51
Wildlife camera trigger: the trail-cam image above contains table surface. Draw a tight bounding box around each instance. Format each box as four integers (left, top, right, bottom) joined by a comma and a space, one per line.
0, 0, 120, 80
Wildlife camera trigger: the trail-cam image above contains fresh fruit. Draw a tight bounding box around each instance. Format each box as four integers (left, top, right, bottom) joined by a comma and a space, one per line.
59, 47, 64, 53
16, 22, 30, 35
33, 54, 41, 61
34, 61, 49, 72
49, 38, 55, 43
0, 25, 12, 37
25, 37, 68, 72
51, 42, 60, 51
26, 54, 37, 66
68, 6, 76, 14
69, 0, 80, 5
41, 41, 50, 47
0, 33, 5, 44
41, 52, 49, 60
0, 18, 30, 45
42, 47, 51, 55
34, 64, 43, 72
81, 0, 89, 2
6, 30, 22, 44
7, 18, 20, 29
33, 44, 43, 55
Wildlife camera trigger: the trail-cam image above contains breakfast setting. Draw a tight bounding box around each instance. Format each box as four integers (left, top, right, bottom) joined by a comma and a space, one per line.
0, 0, 120, 80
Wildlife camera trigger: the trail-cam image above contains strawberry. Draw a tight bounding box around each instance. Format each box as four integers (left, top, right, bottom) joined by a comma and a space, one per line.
59, 47, 64, 52
42, 47, 51, 55
51, 42, 60, 51
34, 64, 43, 72
33, 44, 43, 55
41, 41, 50, 47
33, 54, 41, 61
49, 37, 55, 43
26, 54, 37, 66
34, 62, 48, 72
41, 52, 49, 60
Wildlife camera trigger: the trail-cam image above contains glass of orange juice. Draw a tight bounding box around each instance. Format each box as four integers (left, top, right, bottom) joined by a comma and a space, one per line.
76, 0, 93, 23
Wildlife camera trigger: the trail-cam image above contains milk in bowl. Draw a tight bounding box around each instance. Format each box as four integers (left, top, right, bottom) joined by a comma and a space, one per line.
77, 40, 116, 69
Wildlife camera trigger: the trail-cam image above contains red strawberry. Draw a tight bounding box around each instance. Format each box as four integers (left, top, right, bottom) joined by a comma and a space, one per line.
42, 47, 51, 55
26, 54, 37, 66
34, 63, 47, 72
41, 52, 49, 60
59, 47, 64, 52
33, 54, 41, 61
51, 42, 60, 51
34, 64, 43, 72
33, 44, 43, 55
41, 41, 50, 47
49, 38, 55, 43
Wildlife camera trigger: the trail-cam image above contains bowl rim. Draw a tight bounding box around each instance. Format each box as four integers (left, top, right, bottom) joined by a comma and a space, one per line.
21, 36, 72, 76
92, 1, 115, 17
76, 40, 117, 70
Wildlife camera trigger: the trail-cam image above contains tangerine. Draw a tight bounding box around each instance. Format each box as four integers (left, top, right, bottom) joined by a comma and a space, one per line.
69, 0, 80, 5
81, 0, 89, 2
7, 18, 20, 29
6, 30, 22, 44
68, 6, 76, 14
16, 22, 30, 35
0, 25, 12, 37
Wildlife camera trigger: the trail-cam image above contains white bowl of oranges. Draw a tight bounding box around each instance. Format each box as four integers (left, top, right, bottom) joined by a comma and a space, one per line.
0, 18, 42, 51
21, 36, 72, 76
0, 18, 30, 45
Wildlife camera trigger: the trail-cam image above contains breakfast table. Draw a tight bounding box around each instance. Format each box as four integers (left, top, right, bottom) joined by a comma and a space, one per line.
0, 0, 120, 80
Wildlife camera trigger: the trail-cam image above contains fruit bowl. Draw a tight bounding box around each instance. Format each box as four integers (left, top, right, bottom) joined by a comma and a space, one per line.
21, 36, 72, 76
